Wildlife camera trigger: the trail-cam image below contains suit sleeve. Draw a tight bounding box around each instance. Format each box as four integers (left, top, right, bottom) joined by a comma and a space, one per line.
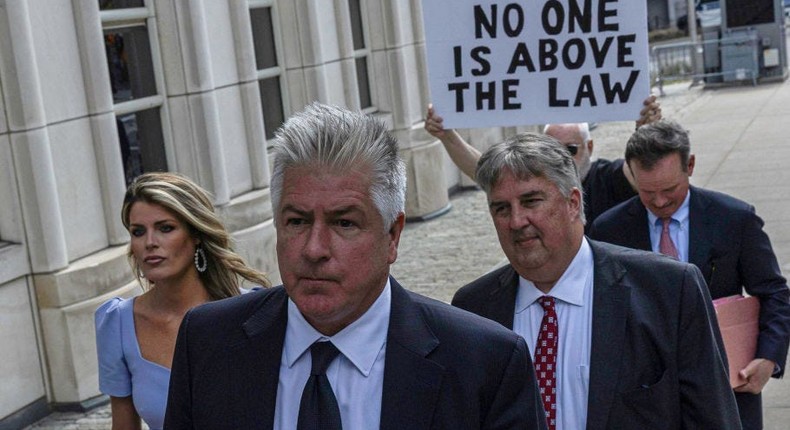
737, 206, 790, 374
483, 336, 548, 430
163, 310, 194, 430
450, 287, 474, 313
677, 264, 741, 429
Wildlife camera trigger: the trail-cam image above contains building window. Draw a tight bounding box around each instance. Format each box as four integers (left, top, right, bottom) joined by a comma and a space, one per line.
100, 0, 167, 185
250, 1, 287, 143
99, 0, 144, 10
348, 0, 372, 110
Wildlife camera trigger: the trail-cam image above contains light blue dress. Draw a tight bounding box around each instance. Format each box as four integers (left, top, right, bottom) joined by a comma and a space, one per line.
95, 288, 258, 429
95, 297, 169, 430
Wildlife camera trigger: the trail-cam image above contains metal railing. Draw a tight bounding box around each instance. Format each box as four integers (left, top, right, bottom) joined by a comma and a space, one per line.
650, 32, 759, 95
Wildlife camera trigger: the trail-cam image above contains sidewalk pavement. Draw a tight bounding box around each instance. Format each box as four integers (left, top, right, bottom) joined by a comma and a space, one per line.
26, 79, 790, 428
668, 79, 790, 429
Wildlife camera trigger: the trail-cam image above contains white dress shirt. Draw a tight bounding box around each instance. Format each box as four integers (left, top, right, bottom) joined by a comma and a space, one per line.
274, 280, 391, 430
513, 238, 595, 430
647, 191, 691, 262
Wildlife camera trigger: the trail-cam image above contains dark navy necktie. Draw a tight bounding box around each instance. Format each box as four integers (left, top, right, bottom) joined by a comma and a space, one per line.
297, 341, 342, 430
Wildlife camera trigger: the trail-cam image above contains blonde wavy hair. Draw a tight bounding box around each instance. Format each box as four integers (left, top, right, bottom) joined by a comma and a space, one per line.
121, 172, 270, 299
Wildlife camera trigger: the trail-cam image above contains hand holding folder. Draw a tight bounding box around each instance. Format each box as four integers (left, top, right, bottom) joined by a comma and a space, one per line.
712, 295, 760, 388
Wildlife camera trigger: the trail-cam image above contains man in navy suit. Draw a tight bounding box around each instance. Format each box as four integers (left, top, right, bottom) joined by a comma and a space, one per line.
589, 120, 790, 430
453, 132, 740, 429
164, 103, 546, 429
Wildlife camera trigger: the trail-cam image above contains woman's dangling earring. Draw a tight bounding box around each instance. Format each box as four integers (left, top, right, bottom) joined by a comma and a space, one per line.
194, 246, 208, 273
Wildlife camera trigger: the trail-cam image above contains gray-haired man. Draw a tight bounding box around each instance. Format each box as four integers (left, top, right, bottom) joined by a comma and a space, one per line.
165, 103, 547, 430
454, 132, 740, 429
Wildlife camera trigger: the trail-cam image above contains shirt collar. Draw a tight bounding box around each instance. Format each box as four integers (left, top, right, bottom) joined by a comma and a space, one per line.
647, 190, 691, 227
514, 238, 593, 313
284, 279, 391, 377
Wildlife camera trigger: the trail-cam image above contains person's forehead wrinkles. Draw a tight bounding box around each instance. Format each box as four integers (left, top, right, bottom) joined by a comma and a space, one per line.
325, 205, 367, 218
520, 190, 546, 199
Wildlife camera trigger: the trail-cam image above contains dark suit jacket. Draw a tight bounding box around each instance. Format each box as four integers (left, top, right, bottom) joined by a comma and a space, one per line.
453, 240, 741, 429
590, 186, 790, 366
590, 186, 790, 429
164, 278, 547, 430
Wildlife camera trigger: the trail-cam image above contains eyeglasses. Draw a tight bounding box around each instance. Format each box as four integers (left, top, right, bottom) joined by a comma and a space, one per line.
565, 144, 579, 156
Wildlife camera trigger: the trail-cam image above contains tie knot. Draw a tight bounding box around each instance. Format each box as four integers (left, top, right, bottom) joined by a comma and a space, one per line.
661, 217, 673, 230
310, 341, 340, 375
538, 296, 555, 311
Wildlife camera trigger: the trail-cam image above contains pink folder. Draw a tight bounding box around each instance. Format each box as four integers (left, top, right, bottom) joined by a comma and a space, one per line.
712, 295, 760, 388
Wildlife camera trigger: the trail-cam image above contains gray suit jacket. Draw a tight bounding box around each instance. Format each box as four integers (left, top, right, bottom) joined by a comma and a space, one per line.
164, 278, 547, 429
453, 240, 741, 429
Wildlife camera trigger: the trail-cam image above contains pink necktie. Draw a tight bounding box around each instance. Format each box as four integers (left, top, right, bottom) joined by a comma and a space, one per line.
659, 218, 679, 258
534, 296, 558, 430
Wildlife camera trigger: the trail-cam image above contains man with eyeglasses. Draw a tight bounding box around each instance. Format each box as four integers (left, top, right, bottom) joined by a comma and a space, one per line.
424, 96, 660, 231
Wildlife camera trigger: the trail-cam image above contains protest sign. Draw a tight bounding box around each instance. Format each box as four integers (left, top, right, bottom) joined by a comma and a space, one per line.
422, 0, 649, 128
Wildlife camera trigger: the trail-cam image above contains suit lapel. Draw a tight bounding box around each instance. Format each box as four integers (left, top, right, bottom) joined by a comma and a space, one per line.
586, 243, 630, 430
485, 266, 520, 329
380, 279, 444, 430
687, 187, 714, 276
229, 287, 288, 429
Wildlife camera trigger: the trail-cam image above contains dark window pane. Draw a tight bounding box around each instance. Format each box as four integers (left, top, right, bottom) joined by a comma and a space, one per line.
117, 108, 167, 185
355, 57, 372, 109
104, 27, 157, 103
726, 0, 774, 28
98, 0, 144, 10
349, 0, 365, 50
250, 7, 278, 70
258, 77, 285, 141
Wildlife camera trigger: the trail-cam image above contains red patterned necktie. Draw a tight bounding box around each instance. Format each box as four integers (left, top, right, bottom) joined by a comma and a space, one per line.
659, 218, 679, 258
535, 296, 558, 430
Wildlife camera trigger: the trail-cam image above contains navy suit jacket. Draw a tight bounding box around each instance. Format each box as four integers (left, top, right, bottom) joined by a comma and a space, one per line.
453, 240, 741, 429
590, 187, 790, 377
590, 186, 790, 428
164, 278, 547, 429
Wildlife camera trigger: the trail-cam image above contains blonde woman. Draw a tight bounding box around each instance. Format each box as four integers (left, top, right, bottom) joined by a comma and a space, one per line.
95, 172, 270, 430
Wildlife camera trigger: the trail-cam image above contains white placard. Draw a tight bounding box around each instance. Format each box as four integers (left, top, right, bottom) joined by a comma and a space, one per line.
764, 48, 779, 68
422, 0, 650, 128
